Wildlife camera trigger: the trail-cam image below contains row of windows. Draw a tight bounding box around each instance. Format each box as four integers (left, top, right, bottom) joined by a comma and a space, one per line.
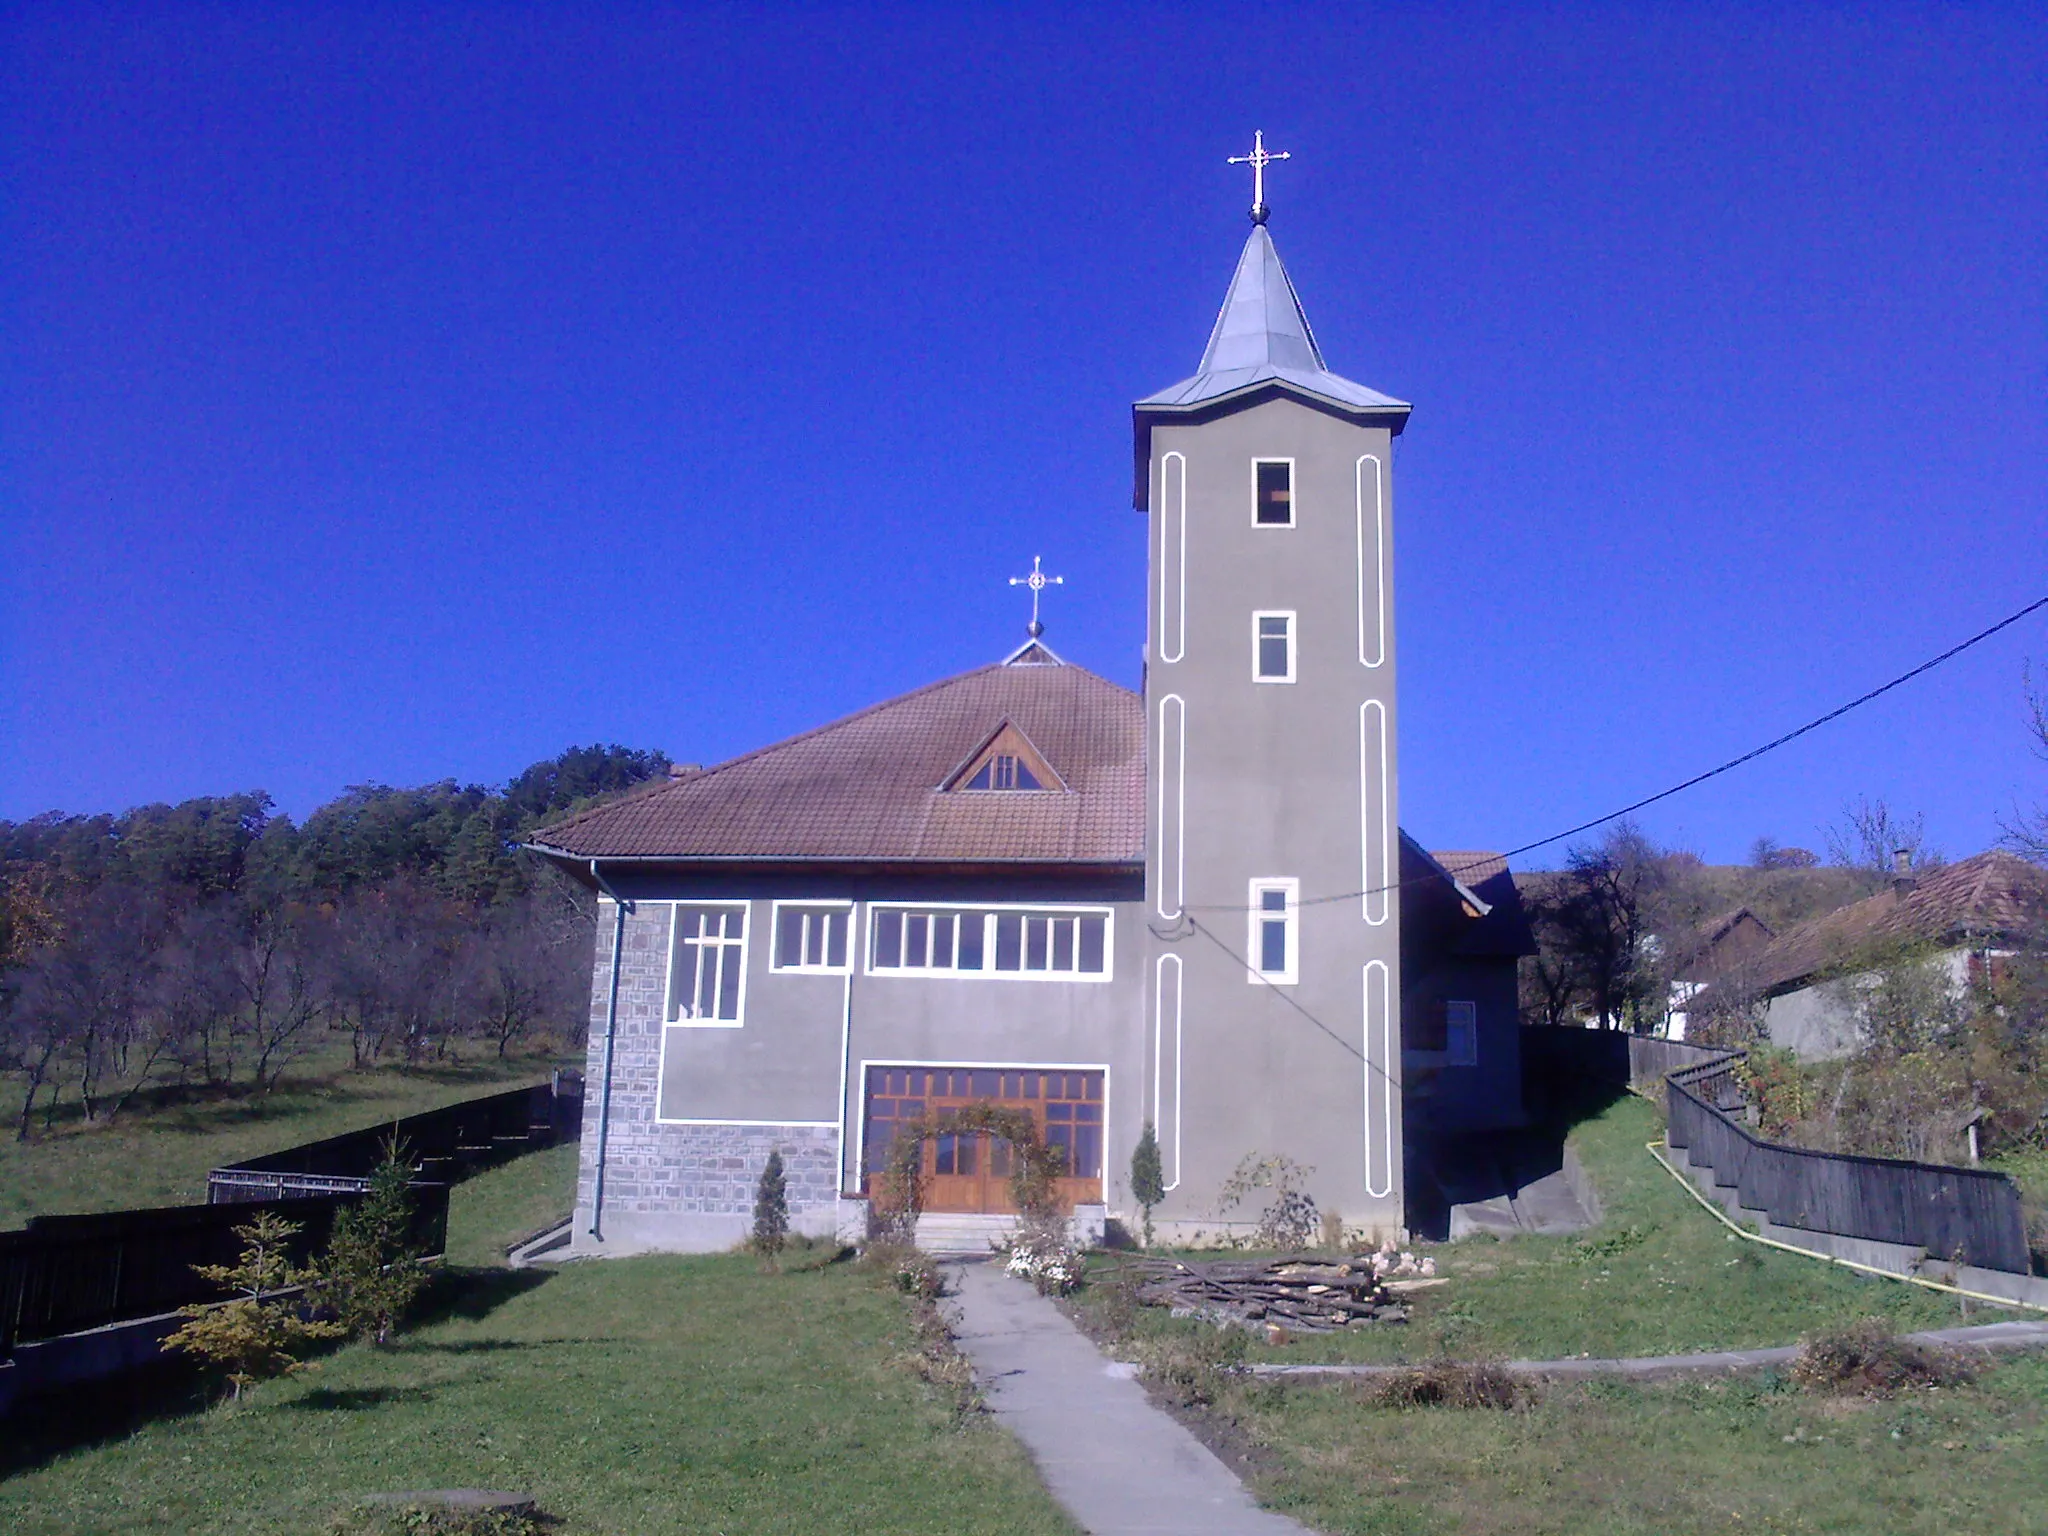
665, 902, 1114, 1025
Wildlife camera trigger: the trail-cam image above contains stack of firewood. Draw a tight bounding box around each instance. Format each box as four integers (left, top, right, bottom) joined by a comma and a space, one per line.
1125, 1256, 1410, 1333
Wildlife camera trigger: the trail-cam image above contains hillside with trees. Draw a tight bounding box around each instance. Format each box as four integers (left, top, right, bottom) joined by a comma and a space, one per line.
0, 745, 667, 1139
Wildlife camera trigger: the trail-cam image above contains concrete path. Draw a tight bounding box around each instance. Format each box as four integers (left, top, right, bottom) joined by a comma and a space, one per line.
947, 1261, 1312, 1536
1245, 1317, 2048, 1381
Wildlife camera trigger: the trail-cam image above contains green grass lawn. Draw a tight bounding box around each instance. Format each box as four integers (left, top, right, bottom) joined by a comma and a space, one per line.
1085, 1094, 1975, 1366
0, 1047, 572, 1227
1223, 1356, 2048, 1536
0, 1149, 1078, 1536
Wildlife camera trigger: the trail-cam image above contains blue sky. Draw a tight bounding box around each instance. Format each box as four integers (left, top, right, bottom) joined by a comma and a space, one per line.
5, 3, 2044, 865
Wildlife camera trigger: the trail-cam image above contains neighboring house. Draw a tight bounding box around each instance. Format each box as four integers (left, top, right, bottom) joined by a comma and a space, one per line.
1661, 906, 1774, 1040
1688, 851, 2048, 1060
525, 203, 1535, 1253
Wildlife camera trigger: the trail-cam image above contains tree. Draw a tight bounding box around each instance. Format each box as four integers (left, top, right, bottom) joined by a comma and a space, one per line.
316, 1141, 428, 1344
2001, 666, 2048, 865
751, 1148, 789, 1265
1749, 836, 1819, 871
1129, 1122, 1165, 1248
1825, 797, 1940, 891
164, 1211, 343, 1398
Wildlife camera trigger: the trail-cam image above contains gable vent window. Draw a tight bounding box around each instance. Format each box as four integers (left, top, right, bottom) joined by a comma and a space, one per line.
772, 903, 851, 972
869, 904, 1111, 981
667, 904, 748, 1024
1254, 459, 1294, 525
1253, 611, 1296, 683
1246, 878, 1299, 985
965, 753, 1041, 791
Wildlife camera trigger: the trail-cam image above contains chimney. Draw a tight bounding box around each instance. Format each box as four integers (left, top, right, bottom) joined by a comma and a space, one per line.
1891, 847, 1917, 898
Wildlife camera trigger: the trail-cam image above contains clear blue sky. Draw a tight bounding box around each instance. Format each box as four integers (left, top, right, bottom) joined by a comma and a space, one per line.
5, 3, 2044, 865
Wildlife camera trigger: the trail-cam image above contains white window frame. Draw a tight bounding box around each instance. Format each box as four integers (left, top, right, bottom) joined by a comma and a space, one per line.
865, 902, 1115, 983
768, 900, 855, 975
1446, 1000, 1479, 1066
1252, 610, 1297, 684
1246, 878, 1299, 986
663, 902, 750, 1028
1251, 456, 1296, 528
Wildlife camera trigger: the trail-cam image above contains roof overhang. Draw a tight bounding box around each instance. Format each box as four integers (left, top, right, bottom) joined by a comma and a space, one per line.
522, 844, 1145, 891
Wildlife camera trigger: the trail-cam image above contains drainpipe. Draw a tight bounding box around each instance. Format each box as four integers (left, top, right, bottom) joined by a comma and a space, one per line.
588, 861, 634, 1242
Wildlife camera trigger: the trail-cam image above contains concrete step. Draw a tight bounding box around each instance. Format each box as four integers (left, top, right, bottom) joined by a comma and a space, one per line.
914, 1213, 1019, 1256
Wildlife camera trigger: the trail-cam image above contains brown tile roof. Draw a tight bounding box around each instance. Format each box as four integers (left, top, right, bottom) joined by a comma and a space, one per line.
1735, 851, 2048, 999
526, 659, 1145, 865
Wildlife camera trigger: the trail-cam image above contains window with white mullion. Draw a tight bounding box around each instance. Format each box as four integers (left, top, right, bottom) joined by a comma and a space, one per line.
1253, 611, 1297, 683
867, 904, 1110, 980
1246, 878, 1299, 986
669, 904, 749, 1023
772, 904, 851, 972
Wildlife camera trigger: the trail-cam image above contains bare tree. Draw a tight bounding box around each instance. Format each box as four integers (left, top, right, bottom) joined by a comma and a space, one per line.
1825, 797, 1940, 890
2000, 666, 2048, 865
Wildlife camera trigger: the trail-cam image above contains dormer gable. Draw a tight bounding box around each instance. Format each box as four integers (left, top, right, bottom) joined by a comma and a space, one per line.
942, 721, 1067, 794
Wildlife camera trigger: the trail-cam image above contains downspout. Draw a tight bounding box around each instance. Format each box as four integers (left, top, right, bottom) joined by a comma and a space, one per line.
588, 860, 634, 1242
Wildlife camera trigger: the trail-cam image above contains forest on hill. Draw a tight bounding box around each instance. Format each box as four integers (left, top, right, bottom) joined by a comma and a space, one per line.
0, 745, 668, 1138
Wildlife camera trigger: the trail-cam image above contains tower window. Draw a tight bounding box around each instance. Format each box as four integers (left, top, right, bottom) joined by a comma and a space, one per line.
1254, 459, 1294, 526
1246, 878, 1299, 985
1253, 611, 1296, 683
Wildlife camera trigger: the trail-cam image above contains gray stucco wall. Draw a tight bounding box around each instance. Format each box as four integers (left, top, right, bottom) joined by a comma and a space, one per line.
1143, 396, 1407, 1237
571, 868, 1146, 1253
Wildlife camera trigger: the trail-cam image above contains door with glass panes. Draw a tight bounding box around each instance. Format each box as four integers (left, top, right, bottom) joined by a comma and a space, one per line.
861, 1067, 1104, 1213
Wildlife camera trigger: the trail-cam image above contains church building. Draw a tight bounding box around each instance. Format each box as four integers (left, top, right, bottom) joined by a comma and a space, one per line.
527, 156, 1535, 1253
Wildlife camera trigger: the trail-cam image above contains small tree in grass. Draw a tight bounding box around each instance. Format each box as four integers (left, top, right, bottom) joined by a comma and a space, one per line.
1130, 1122, 1165, 1248
317, 1136, 429, 1344
164, 1210, 343, 1399
752, 1148, 789, 1266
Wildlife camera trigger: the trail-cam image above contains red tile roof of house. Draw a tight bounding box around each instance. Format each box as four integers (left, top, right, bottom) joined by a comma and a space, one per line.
1731, 850, 2047, 999
525, 658, 1145, 865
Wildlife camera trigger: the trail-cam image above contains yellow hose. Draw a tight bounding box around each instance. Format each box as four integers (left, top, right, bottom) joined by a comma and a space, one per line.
1645, 1139, 2048, 1315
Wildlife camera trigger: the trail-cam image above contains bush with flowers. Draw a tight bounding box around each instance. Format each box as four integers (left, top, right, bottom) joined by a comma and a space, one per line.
1000, 1220, 1083, 1296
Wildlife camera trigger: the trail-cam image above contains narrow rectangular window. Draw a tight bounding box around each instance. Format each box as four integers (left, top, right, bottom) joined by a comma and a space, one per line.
1446, 1000, 1479, 1066
1254, 459, 1294, 526
1254, 611, 1296, 683
668, 904, 748, 1024
1246, 879, 1299, 986
772, 904, 852, 973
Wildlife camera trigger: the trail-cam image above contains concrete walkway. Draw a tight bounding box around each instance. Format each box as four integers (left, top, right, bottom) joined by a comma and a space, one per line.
947, 1261, 1312, 1536
1244, 1317, 2048, 1381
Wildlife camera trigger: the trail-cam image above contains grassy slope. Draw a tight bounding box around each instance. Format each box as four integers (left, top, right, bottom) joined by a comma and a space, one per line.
1235, 1358, 2048, 1536
0, 1048, 570, 1227
1086, 1094, 1968, 1365
0, 1149, 1077, 1536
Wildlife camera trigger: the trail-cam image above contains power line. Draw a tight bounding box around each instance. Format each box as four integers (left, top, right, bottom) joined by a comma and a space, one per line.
1184, 591, 2048, 913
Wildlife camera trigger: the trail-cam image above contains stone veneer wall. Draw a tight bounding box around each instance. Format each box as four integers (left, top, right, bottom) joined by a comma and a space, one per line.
571, 900, 842, 1253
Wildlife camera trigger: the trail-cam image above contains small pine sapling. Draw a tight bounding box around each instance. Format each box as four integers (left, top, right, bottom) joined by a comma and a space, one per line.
164, 1210, 344, 1399
752, 1147, 789, 1266
1130, 1121, 1165, 1249
317, 1136, 428, 1345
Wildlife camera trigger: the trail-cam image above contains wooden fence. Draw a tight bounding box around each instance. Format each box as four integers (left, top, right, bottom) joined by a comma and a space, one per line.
1520, 1027, 2033, 1276
0, 1186, 449, 1357
207, 1072, 581, 1202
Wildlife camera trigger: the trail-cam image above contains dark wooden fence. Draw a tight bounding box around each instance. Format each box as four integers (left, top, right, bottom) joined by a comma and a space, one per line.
207, 1072, 582, 1202
0, 1185, 450, 1357
1521, 1026, 2033, 1275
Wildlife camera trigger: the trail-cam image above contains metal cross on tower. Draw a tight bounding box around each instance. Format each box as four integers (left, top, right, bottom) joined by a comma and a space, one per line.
1228, 130, 1291, 225
1008, 555, 1064, 640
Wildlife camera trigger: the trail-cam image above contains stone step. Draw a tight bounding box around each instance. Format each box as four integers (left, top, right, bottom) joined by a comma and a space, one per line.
914, 1213, 1019, 1256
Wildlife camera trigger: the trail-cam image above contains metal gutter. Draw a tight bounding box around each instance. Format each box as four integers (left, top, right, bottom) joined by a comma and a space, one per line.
586, 860, 634, 1243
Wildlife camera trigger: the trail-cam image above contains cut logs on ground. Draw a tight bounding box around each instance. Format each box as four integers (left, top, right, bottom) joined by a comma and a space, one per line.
1125, 1257, 1411, 1334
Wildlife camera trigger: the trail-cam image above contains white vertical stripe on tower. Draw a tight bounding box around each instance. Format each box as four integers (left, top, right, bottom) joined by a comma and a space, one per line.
1363, 959, 1393, 1197
1159, 452, 1187, 664
1156, 695, 1186, 920
1355, 453, 1385, 668
1153, 953, 1183, 1190
1359, 700, 1389, 925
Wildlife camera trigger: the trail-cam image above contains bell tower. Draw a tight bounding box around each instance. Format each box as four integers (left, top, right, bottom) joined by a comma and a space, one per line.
1135, 146, 1413, 1238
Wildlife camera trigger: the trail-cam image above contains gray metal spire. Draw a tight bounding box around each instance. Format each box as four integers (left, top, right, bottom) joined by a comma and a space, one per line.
1136, 225, 1410, 419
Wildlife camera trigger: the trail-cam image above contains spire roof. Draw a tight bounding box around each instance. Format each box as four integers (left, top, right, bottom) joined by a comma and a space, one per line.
1138, 224, 1411, 419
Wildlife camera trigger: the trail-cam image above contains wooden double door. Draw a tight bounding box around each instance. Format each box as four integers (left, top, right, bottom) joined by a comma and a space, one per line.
862, 1066, 1104, 1213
